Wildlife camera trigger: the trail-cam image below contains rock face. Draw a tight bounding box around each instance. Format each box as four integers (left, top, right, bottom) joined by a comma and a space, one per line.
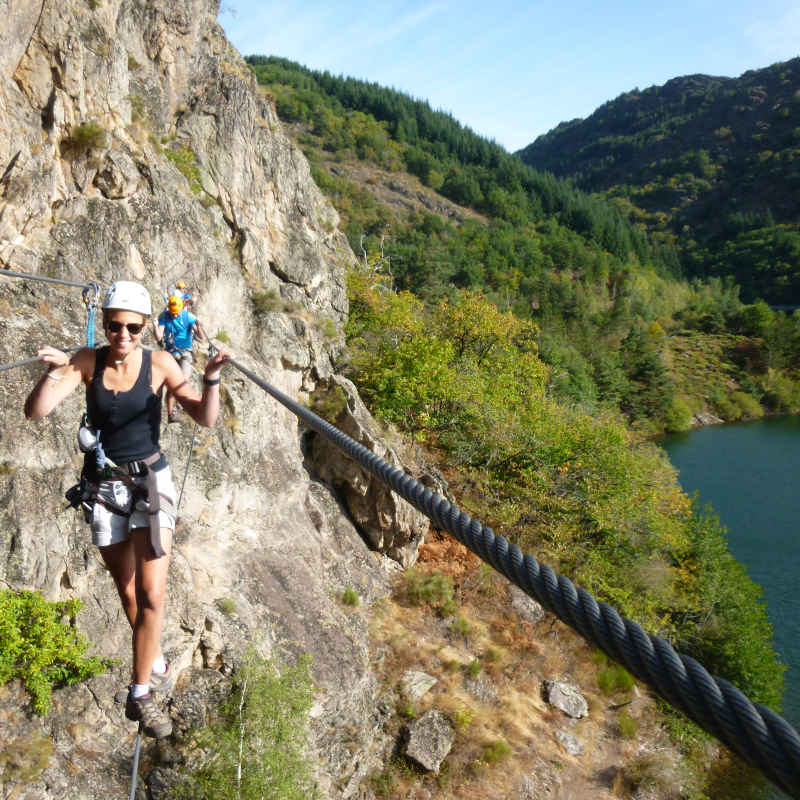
0, 1, 428, 797
543, 681, 589, 719
402, 710, 455, 773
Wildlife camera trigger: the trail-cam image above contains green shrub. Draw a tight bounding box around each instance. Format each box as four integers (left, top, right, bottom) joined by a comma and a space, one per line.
215, 331, 231, 345
174, 650, 318, 800
663, 398, 693, 432
71, 121, 106, 150
482, 739, 512, 764
308, 385, 348, 423
316, 317, 338, 340
597, 664, 634, 695
730, 391, 764, 419
129, 93, 146, 123
466, 659, 482, 678
165, 144, 203, 194
714, 396, 739, 421
252, 288, 282, 314
0, 590, 112, 714
219, 597, 237, 615
404, 567, 454, 608
617, 710, 639, 739
450, 615, 473, 637
341, 587, 360, 607
452, 706, 476, 731
127, 55, 141, 70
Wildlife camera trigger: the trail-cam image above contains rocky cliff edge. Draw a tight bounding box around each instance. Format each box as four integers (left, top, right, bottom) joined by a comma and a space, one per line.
0, 1, 429, 797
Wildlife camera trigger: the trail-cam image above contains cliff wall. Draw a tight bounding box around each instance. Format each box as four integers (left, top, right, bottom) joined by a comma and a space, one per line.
0, 2, 427, 797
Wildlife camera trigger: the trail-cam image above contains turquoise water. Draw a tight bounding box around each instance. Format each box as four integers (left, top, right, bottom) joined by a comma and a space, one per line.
659, 415, 800, 760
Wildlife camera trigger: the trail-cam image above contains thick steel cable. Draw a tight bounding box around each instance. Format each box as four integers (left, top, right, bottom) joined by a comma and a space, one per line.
0, 266, 100, 290
0, 345, 82, 373
128, 721, 143, 800
223, 355, 800, 798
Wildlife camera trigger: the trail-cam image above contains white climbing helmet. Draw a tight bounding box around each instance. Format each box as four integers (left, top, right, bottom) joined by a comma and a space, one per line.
101, 281, 152, 316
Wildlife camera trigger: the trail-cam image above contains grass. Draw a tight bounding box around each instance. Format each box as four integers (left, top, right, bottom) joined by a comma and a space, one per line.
597, 664, 635, 695
466, 659, 482, 679
482, 739, 512, 764
405, 567, 454, 609
308, 385, 348, 423
127, 55, 141, 70
165, 144, 203, 195
618, 710, 639, 739
218, 597, 237, 615
252, 288, 282, 314
342, 587, 360, 607
215, 331, 231, 345
71, 121, 106, 150
450, 615, 473, 637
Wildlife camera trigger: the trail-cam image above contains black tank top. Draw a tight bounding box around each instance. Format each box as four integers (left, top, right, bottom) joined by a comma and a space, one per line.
87, 347, 162, 463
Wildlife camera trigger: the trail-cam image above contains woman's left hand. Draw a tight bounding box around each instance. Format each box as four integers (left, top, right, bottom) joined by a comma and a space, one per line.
204, 347, 233, 381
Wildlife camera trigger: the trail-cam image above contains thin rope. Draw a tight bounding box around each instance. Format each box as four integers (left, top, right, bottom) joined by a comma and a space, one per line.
128, 721, 143, 800
177, 422, 198, 514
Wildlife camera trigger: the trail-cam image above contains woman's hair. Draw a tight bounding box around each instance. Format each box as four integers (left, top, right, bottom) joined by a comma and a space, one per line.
102, 309, 148, 327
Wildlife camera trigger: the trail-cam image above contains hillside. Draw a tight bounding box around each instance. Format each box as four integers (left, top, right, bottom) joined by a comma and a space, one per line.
518, 60, 800, 304
246, 56, 800, 433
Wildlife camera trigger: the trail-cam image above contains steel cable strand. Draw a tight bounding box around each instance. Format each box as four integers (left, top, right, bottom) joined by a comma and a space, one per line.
223, 358, 800, 797
686, 662, 787, 787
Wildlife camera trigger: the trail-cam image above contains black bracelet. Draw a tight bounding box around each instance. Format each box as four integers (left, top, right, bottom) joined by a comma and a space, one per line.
203, 377, 221, 386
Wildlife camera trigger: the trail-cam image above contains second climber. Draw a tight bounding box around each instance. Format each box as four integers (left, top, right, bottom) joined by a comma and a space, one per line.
154, 294, 204, 423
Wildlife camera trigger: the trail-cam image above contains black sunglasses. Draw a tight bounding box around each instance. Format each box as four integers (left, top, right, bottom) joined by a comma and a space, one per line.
107, 321, 146, 335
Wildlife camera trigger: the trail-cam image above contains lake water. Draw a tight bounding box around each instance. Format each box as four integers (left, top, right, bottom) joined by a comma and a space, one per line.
659, 415, 800, 796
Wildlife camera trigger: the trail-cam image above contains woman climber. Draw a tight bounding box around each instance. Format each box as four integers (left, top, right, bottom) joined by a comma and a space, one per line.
24, 280, 231, 739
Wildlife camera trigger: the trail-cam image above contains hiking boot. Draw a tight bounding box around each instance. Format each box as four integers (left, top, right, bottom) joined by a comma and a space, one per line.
125, 691, 172, 738
168, 410, 179, 424
115, 663, 174, 704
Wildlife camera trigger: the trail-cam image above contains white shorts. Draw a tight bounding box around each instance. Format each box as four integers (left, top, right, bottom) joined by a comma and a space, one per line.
90, 466, 177, 548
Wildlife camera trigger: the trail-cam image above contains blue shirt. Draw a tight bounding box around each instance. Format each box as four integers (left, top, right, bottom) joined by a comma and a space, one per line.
159, 310, 197, 350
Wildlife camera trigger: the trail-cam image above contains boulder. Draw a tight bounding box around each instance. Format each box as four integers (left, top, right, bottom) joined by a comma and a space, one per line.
555, 730, 585, 755
509, 584, 544, 624
543, 680, 589, 718
403, 710, 455, 773
401, 670, 437, 701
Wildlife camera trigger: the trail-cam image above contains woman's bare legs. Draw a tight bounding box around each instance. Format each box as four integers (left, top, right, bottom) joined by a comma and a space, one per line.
131, 527, 172, 687
99, 530, 169, 681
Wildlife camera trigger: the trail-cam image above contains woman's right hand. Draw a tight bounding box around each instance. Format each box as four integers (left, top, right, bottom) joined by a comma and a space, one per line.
38, 346, 70, 371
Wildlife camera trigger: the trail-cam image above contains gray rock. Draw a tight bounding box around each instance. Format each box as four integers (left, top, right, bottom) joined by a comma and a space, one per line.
464, 674, 497, 702
543, 680, 589, 718
692, 411, 723, 426
555, 730, 585, 755
403, 710, 455, 773
401, 670, 437, 701
509, 584, 545, 624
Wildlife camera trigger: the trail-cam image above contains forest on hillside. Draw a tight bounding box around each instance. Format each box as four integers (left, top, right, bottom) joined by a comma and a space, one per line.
246, 56, 800, 434
240, 53, 800, 797
518, 60, 800, 304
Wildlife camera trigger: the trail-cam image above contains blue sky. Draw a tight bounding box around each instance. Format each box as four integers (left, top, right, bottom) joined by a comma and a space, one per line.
220, 0, 800, 152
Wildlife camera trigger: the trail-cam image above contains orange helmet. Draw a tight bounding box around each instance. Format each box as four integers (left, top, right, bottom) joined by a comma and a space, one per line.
176, 281, 186, 289
168, 295, 184, 314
